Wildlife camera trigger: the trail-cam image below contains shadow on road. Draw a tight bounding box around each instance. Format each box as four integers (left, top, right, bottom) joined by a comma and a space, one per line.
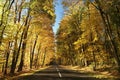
7, 65, 120, 80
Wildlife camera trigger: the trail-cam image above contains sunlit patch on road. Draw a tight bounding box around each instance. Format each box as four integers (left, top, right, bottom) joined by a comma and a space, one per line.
9, 66, 120, 80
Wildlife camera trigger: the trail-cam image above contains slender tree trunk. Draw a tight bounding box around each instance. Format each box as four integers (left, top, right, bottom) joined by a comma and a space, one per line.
4, 42, 11, 75
81, 44, 87, 67
10, 32, 23, 74
30, 35, 38, 69
11, 2, 25, 73
17, 8, 31, 72
10, 24, 24, 74
42, 47, 47, 67
35, 44, 41, 68
95, 0, 120, 72
17, 24, 30, 72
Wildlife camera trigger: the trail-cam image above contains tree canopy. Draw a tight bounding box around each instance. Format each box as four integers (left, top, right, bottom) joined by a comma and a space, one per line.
56, 0, 120, 72
0, 0, 55, 75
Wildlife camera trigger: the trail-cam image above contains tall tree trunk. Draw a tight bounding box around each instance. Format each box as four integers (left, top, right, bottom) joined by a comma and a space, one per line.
81, 45, 87, 67
35, 44, 41, 68
17, 25, 30, 72
10, 28, 24, 74
42, 47, 47, 67
30, 35, 38, 69
10, 23, 24, 74
95, 0, 120, 72
17, 8, 31, 72
4, 42, 11, 75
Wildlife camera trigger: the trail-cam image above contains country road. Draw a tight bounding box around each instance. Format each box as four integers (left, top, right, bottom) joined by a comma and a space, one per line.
9, 65, 119, 80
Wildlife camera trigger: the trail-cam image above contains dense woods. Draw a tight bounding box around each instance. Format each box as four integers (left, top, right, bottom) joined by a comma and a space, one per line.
56, 0, 120, 72
0, 0, 55, 75
0, 0, 120, 78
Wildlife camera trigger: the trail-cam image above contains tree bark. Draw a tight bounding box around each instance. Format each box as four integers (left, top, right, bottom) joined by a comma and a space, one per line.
35, 44, 41, 68
30, 35, 38, 69
95, 0, 120, 72
17, 8, 31, 72
10, 28, 24, 74
42, 47, 47, 67
10, 23, 24, 74
4, 42, 11, 75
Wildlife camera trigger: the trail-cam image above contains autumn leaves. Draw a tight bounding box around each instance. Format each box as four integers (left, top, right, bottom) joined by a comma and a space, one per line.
0, 0, 55, 75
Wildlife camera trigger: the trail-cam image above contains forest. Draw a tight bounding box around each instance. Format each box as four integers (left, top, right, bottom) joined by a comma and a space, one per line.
56, 0, 120, 72
0, 0, 55, 75
0, 0, 120, 79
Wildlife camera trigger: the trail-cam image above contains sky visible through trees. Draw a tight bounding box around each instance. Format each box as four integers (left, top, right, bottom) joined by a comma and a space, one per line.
53, 0, 64, 34
0, 0, 120, 79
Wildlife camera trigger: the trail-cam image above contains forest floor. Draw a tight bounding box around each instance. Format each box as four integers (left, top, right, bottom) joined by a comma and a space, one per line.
0, 66, 49, 79
62, 65, 120, 78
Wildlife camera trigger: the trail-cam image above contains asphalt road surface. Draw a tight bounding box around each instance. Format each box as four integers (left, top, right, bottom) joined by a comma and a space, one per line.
11, 66, 119, 80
